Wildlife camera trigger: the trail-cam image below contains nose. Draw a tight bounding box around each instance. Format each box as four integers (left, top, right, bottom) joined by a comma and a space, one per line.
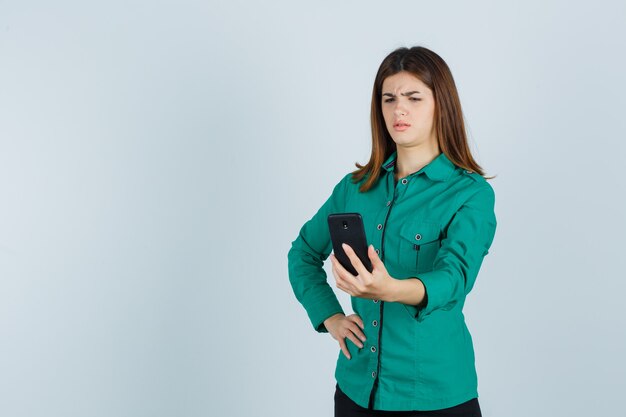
393, 102, 408, 117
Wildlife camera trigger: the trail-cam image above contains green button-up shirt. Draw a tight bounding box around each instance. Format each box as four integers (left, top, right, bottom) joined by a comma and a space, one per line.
287, 150, 497, 411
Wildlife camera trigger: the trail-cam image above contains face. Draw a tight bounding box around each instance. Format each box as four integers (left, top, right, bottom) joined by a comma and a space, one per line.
381, 71, 437, 149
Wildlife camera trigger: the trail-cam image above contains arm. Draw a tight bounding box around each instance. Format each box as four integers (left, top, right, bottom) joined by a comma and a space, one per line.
287, 174, 351, 332
387, 278, 427, 306
403, 184, 497, 321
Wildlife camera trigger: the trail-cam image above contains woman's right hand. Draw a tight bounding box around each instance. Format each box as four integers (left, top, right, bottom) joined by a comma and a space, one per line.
323, 313, 366, 360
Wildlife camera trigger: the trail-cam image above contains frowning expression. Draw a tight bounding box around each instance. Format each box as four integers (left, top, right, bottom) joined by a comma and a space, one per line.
381, 71, 437, 149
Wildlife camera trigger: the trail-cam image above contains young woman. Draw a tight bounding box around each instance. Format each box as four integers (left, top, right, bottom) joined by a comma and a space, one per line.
287, 45, 497, 417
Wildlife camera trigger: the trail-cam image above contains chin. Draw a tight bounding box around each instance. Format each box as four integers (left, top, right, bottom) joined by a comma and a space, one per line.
392, 137, 416, 146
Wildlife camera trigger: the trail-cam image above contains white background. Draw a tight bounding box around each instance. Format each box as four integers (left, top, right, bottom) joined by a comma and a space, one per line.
1, 1, 625, 416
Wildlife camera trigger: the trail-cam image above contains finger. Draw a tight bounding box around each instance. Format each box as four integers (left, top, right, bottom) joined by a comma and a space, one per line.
350, 324, 367, 343
331, 256, 344, 279
334, 248, 362, 291
330, 254, 345, 273
346, 320, 366, 342
351, 315, 365, 330
331, 264, 342, 284
367, 244, 381, 269
332, 250, 352, 277
345, 332, 364, 349
332, 265, 347, 292
339, 339, 351, 360
342, 243, 368, 278
332, 263, 353, 294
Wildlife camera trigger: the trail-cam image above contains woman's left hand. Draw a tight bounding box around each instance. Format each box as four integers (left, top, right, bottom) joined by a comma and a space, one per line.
330, 243, 396, 301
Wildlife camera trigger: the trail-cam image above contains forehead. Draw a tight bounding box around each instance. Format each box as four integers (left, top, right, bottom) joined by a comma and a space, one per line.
382, 72, 430, 94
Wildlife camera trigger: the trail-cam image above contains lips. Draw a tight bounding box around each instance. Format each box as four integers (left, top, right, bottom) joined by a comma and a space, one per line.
393, 121, 411, 131
394, 121, 411, 127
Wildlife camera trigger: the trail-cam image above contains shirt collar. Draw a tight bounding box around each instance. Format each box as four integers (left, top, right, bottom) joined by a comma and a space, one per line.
381, 150, 456, 182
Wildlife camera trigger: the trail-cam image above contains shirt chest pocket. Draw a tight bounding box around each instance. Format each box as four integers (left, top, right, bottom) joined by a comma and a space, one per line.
397, 220, 442, 274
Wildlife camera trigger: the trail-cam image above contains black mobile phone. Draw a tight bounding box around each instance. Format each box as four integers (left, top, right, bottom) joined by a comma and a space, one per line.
327, 213, 373, 276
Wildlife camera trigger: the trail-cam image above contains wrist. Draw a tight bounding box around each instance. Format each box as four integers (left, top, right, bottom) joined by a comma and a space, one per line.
324, 312, 344, 326
388, 277, 426, 306
384, 276, 400, 303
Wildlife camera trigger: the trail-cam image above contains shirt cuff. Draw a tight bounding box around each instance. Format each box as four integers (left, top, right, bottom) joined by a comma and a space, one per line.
413, 269, 455, 321
303, 293, 345, 333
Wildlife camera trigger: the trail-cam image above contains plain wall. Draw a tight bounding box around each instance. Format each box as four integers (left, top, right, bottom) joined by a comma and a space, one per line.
1, 1, 625, 416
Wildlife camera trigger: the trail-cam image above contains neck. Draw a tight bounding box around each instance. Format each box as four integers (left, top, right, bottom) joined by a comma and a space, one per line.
394, 142, 441, 179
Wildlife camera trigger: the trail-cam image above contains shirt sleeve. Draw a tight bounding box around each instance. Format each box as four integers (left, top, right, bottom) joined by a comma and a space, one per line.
287, 174, 351, 333
413, 183, 497, 322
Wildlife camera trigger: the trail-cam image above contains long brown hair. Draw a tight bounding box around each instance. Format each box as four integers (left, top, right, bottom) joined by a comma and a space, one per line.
351, 46, 495, 192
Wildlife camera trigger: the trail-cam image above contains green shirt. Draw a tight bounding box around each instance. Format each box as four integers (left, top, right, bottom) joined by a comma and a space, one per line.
287, 150, 497, 411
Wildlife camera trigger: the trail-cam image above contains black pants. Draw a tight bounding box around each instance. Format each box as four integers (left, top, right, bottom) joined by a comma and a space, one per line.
334, 383, 482, 417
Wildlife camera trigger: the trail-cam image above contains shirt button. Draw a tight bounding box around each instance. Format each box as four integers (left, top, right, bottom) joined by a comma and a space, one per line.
372, 320, 378, 327
370, 346, 377, 353
373, 299, 379, 303
375, 248, 380, 255
401, 179, 408, 185
377, 224, 382, 230
465, 169, 473, 174
372, 371, 377, 378
386, 200, 391, 206
415, 234, 422, 241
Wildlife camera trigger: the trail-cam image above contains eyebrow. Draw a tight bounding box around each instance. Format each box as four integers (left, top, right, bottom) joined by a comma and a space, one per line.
382, 90, 422, 97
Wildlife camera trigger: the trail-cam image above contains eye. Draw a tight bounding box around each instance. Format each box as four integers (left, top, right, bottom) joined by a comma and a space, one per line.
383, 97, 421, 103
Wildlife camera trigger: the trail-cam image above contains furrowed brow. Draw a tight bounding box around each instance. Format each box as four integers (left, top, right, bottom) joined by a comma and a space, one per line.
382, 90, 422, 97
